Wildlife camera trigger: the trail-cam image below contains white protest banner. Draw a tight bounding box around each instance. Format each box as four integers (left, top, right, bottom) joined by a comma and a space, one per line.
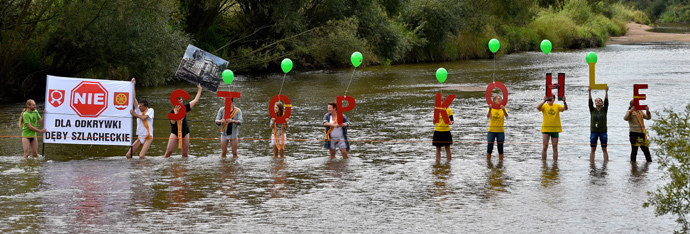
43, 75, 134, 146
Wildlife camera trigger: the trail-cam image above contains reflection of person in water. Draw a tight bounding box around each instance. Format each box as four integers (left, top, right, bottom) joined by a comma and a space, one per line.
432, 162, 451, 197
219, 159, 239, 198
165, 162, 190, 209
630, 162, 651, 182
541, 161, 560, 188
589, 161, 608, 183
270, 159, 287, 198
486, 160, 506, 198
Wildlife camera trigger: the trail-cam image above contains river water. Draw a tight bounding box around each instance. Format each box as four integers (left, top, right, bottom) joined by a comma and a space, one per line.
1, 42, 689, 232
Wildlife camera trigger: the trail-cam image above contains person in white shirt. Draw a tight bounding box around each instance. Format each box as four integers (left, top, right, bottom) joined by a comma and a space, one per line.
126, 78, 154, 159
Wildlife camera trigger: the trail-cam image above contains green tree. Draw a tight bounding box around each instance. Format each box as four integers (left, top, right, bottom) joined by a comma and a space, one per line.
0, 0, 189, 103
645, 104, 690, 233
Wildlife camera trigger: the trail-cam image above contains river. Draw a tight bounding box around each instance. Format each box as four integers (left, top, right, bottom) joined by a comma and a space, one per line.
1, 42, 688, 232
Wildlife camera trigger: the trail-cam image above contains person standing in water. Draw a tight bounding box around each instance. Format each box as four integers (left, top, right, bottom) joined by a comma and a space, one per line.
323, 102, 350, 159
126, 78, 154, 159
215, 98, 242, 158
538, 93, 567, 161
433, 96, 454, 162
487, 95, 508, 161
270, 102, 288, 158
19, 99, 46, 158
624, 99, 652, 162
164, 83, 202, 158
588, 87, 609, 161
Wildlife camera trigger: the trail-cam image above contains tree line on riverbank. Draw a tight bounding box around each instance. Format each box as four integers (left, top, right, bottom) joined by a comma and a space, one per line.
0, 0, 670, 103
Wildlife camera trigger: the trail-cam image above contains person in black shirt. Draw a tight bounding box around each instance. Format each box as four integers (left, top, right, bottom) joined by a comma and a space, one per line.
164, 83, 202, 158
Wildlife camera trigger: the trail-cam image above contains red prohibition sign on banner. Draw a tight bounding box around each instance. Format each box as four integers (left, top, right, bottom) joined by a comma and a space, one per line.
70, 81, 108, 118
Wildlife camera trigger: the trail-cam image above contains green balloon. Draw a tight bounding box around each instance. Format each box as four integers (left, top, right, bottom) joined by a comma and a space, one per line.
488, 39, 500, 53
540, 40, 552, 55
586, 52, 598, 64
351, 52, 363, 68
281, 58, 293, 73
436, 68, 448, 84
222, 69, 234, 85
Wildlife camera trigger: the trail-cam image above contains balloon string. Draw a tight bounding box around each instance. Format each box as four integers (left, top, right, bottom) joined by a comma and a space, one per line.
278, 73, 286, 101
344, 67, 357, 97
493, 53, 496, 83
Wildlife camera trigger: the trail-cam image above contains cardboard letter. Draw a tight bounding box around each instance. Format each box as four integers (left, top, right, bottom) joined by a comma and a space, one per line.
168, 89, 190, 120
269, 94, 291, 124
485, 81, 508, 109
433, 93, 456, 124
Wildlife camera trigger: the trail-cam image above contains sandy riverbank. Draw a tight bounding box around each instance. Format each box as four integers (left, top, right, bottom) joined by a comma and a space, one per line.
608, 22, 690, 44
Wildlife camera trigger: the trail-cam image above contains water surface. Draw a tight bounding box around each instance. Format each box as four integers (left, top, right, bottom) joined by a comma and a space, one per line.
1, 43, 689, 232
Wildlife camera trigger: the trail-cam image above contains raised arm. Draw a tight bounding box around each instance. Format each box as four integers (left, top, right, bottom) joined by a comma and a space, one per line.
189, 83, 202, 108
131, 78, 139, 108
537, 96, 547, 111
605, 86, 609, 100
561, 96, 568, 111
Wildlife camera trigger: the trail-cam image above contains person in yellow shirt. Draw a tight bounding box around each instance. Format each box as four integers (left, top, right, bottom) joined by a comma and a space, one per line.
537, 94, 568, 161
433, 99, 454, 162
487, 95, 508, 161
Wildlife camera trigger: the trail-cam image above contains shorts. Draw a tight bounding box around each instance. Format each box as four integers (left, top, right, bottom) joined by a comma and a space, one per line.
432, 131, 453, 146
221, 133, 237, 141
329, 136, 347, 150
137, 135, 148, 144
542, 132, 559, 138
590, 132, 608, 148
26, 137, 35, 143
270, 133, 286, 146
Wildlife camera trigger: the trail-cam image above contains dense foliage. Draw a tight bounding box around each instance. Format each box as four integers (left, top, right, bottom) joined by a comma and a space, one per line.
0, 0, 665, 103
645, 104, 690, 233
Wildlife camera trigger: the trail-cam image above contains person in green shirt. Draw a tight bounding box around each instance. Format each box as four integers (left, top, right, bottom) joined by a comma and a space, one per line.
588, 87, 609, 161
19, 99, 46, 158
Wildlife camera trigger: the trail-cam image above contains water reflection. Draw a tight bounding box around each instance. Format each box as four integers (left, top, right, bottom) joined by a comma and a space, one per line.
40, 161, 130, 231
324, 159, 348, 189
129, 160, 153, 210
589, 161, 608, 185
270, 158, 287, 198
219, 158, 239, 199
159, 160, 191, 210
431, 162, 451, 197
541, 161, 560, 188
485, 160, 506, 199
630, 162, 651, 183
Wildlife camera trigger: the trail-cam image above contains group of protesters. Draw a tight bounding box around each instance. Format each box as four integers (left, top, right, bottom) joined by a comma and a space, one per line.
20, 80, 651, 163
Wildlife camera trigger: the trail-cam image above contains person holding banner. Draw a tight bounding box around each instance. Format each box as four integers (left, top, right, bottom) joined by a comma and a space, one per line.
215, 98, 242, 158
270, 102, 288, 158
538, 93, 568, 161
323, 102, 350, 159
487, 95, 508, 161
624, 100, 652, 162
588, 87, 609, 161
19, 99, 46, 158
165, 83, 203, 158
126, 78, 154, 159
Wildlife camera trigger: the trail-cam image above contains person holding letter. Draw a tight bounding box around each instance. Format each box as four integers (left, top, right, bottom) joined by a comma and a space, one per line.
487, 95, 508, 161
588, 87, 609, 161
270, 102, 288, 158
624, 99, 652, 162
323, 102, 350, 159
126, 78, 154, 159
164, 83, 202, 158
19, 99, 46, 158
538, 93, 567, 161
433, 96, 454, 162
215, 98, 242, 158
